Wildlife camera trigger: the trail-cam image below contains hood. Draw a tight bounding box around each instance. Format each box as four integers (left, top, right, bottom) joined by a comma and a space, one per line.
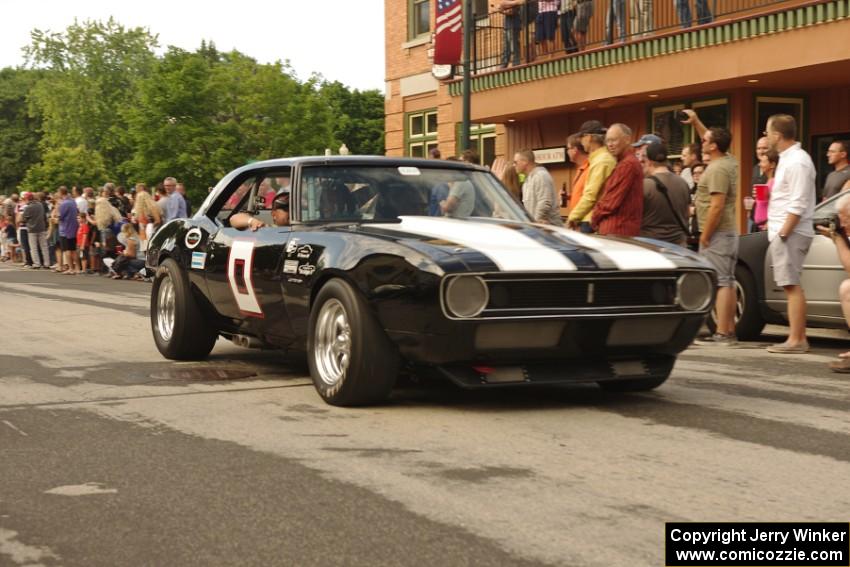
359, 217, 710, 273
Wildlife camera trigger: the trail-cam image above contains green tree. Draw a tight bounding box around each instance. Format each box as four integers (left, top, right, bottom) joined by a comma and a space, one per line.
123, 47, 241, 202
20, 146, 109, 191
209, 53, 335, 160
124, 48, 338, 204
320, 80, 385, 155
0, 68, 43, 193
25, 18, 158, 174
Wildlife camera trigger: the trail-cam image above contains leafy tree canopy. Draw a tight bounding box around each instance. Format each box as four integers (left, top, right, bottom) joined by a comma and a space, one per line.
20, 146, 109, 191
0, 68, 43, 193
6, 19, 385, 203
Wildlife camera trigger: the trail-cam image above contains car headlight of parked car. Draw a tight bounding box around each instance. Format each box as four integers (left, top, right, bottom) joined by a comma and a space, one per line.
676, 272, 713, 311
444, 275, 489, 318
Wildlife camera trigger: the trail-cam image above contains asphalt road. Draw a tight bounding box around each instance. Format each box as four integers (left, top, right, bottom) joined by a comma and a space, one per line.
2, 264, 850, 567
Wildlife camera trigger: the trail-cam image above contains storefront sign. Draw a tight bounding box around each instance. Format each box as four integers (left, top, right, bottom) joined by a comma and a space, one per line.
533, 147, 567, 165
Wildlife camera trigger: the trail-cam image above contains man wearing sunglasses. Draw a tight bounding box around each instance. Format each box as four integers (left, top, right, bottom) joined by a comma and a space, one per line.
230, 190, 290, 231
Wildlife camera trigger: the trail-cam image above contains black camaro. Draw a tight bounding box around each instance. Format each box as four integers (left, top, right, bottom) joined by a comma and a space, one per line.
146, 156, 716, 406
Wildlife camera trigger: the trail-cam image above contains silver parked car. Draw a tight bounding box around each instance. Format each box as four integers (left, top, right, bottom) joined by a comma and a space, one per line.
712, 192, 848, 339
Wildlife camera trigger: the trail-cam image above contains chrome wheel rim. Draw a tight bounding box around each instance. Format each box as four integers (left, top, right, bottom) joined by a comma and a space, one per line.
314, 299, 351, 386
157, 277, 176, 342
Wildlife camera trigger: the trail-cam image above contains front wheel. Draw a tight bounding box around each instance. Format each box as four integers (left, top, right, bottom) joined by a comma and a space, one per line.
150, 258, 217, 360
308, 279, 399, 406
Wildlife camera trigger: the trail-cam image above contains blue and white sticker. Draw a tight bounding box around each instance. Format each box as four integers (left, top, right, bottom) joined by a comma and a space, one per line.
191, 252, 207, 270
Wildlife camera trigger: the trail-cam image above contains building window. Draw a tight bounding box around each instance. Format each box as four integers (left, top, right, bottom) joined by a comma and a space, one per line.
406, 109, 438, 157
469, 124, 496, 167
650, 98, 729, 157
755, 96, 805, 144
409, 0, 431, 40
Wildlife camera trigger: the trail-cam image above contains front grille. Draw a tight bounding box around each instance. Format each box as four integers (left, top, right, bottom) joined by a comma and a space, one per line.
482, 274, 678, 315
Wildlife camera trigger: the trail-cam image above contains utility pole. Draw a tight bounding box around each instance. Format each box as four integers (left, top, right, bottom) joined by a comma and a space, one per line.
460, 0, 473, 153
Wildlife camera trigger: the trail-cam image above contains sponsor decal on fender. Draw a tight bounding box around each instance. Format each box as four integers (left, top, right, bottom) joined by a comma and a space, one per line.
185, 228, 203, 249
296, 245, 313, 259
190, 252, 207, 270
298, 263, 316, 276
283, 259, 299, 274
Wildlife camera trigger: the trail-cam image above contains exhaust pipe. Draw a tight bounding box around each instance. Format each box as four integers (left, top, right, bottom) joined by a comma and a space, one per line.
231, 334, 264, 349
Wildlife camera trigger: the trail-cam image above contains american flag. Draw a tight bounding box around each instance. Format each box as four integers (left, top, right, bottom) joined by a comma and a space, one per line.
434, 0, 463, 65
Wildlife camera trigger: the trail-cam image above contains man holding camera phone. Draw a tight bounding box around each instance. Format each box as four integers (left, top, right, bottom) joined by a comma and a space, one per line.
680, 109, 739, 346
816, 193, 850, 371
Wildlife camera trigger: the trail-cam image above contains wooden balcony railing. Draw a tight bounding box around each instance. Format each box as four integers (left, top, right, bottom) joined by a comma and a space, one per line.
468, 0, 814, 73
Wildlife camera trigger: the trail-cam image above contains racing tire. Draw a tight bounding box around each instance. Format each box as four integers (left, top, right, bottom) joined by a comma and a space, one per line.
597, 373, 670, 392
308, 278, 400, 406
150, 258, 217, 360
706, 264, 766, 341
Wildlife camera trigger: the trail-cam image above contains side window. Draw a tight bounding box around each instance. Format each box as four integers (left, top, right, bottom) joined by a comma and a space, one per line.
301, 169, 371, 222
816, 194, 840, 218
220, 180, 255, 215
211, 169, 293, 225
258, 171, 292, 212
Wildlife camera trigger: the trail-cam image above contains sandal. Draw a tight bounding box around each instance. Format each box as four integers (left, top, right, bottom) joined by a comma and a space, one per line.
828, 357, 850, 373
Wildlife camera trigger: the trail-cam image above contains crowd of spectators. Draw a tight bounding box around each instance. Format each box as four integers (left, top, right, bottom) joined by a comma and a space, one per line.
496, 0, 715, 67
0, 177, 190, 281
455, 109, 850, 369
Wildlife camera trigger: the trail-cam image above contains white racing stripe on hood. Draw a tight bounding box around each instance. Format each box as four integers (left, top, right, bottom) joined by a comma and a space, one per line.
371, 217, 577, 272
547, 226, 677, 270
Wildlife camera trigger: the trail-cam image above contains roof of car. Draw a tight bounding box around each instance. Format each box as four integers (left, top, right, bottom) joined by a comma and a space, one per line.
236, 155, 488, 172
197, 155, 491, 218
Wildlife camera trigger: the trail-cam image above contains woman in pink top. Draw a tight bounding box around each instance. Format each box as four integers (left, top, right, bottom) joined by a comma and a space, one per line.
753, 149, 779, 231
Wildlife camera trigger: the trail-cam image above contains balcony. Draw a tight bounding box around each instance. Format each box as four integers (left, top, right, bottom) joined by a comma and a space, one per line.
448, 0, 848, 96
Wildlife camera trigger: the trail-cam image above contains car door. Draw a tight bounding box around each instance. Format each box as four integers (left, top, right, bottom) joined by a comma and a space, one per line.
764, 194, 846, 324
802, 195, 846, 323
204, 170, 297, 344
206, 225, 294, 338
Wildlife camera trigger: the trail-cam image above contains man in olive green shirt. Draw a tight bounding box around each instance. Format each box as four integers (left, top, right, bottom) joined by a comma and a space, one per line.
685, 109, 740, 346
568, 120, 617, 232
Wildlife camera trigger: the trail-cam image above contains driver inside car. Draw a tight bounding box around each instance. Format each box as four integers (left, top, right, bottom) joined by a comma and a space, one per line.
230, 190, 290, 231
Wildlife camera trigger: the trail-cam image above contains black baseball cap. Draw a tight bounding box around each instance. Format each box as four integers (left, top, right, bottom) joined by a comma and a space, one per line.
645, 141, 668, 163
578, 120, 607, 135
272, 190, 290, 210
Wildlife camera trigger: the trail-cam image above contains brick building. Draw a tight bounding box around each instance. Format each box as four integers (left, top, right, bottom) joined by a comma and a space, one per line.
384, 0, 850, 227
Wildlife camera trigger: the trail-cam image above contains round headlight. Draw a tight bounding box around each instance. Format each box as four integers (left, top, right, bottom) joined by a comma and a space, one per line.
676, 272, 713, 311
445, 276, 489, 318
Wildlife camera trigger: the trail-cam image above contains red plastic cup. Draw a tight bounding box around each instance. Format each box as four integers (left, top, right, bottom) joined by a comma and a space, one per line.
753, 183, 769, 201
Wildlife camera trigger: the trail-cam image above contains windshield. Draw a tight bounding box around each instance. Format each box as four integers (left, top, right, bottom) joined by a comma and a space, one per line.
299, 165, 530, 223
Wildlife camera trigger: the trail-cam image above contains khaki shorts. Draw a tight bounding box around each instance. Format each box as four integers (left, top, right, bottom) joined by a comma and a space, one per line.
699, 230, 738, 287
769, 232, 813, 287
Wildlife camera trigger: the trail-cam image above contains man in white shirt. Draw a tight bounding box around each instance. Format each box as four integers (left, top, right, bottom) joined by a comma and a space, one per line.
765, 114, 816, 354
